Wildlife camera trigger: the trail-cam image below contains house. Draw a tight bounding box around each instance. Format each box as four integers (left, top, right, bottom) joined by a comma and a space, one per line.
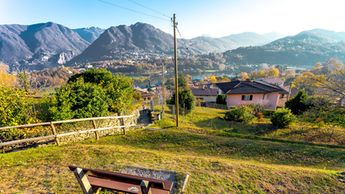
134, 87, 155, 102
215, 80, 289, 110
191, 88, 218, 103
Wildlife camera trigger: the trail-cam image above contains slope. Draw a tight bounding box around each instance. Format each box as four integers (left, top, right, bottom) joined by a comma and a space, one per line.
0, 107, 344, 193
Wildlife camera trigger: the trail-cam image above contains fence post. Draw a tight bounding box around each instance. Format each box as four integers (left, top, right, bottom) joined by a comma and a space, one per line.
50, 122, 60, 146
92, 120, 99, 140
120, 117, 126, 135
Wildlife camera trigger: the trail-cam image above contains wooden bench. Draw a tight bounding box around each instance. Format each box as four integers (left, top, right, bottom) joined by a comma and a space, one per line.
69, 165, 174, 194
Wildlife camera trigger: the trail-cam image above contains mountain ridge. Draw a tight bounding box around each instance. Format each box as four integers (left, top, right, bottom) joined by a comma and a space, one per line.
0, 22, 89, 70
2, 21, 345, 70
224, 29, 345, 66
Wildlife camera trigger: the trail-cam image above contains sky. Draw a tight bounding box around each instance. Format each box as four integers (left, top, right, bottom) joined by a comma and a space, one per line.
1, 0, 345, 38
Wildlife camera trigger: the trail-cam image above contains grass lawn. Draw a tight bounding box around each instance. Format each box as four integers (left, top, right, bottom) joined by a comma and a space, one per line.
155, 107, 345, 146
0, 107, 344, 193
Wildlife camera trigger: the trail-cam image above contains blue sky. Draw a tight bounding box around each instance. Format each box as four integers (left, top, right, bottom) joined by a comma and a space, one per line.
1, 0, 345, 38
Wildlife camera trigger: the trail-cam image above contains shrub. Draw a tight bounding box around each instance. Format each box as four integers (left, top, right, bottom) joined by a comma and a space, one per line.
0, 87, 38, 126
49, 78, 109, 120
224, 105, 255, 123
247, 104, 265, 119
67, 69, 134, 115
216, 94, 227, 105
305, 96, 332, 108
285, 90, 309, 114
169, 89, 195, 114
303, 106, 345, 127
271, 108, 295, 128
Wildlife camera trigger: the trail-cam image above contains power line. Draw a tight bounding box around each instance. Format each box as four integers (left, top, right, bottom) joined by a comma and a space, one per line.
126, 0, 171, 19
176, 26, 183, 38
97, 0, 170, 21
176, 26, 192, 53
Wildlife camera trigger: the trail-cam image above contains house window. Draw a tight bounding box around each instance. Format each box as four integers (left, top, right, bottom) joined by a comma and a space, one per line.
241, 95, 253, 101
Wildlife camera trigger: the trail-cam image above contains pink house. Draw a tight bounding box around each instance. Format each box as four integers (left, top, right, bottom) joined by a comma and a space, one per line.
215, 80, 288, 110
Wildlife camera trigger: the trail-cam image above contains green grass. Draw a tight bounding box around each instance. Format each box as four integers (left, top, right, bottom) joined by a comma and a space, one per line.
0, 107, 344, 193
154, 107, 345, 146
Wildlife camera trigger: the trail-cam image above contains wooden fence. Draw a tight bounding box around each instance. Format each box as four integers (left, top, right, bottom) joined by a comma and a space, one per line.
0, 115, 137, 149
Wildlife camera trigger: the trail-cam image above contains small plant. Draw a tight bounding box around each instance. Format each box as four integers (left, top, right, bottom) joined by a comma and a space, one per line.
216, 94, 227, 105
255, 112, 264, 120
285, 90, 309, 114
248, 104, 265, 119
169, 89, 195, 114
271, 108, 295, 128
224, 105, 255, 123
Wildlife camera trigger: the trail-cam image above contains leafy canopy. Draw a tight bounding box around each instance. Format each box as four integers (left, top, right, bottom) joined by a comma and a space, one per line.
0, 87, 37, 126
50, 69, 134, 120
49, 78, 109, 120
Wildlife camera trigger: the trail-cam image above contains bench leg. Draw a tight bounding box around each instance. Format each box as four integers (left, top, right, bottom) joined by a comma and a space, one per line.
140, 180, 152, 194
73, 168, 94, 194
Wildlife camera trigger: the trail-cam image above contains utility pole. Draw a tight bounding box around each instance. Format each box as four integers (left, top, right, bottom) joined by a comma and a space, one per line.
161, 62, 165, 118
173, 13, 179, 127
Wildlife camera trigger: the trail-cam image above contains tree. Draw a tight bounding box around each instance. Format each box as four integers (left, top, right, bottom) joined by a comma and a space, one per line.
294, 67, 345, 99
250, 67, 280, 79
49, 78, 109, 120
0, 64, 17, 87
170, 89, 195, 114
267, 67, 280, 77
17, 71, 30, 92
207, 75, 218, 83
178, 75, 188, 88
0, 87, 37, 126
285, 90, 309, 114
238, 72, 250, 80
68, 69, 134, 115
216, 94, 227, 105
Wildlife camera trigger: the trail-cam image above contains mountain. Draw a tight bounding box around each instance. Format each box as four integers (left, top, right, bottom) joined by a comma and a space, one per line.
73, 27, 104, 43
71, 22, 195, 63
0, 22, 89, 70
224, 29, 345, 66
71, 23, 282, 64
187, 36, 236, 53
187, 32, 282, 53
222, 32, 282, 47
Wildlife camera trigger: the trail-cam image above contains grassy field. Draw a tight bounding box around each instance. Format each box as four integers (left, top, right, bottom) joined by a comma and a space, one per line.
0, 107, 344, 193
154, 107, 345, 146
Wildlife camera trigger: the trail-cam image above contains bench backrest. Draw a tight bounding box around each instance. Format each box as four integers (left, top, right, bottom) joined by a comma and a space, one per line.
69, 165, 173, 194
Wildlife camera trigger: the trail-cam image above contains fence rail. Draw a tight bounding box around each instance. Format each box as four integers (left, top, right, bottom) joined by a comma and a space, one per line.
0, 115, 137, 149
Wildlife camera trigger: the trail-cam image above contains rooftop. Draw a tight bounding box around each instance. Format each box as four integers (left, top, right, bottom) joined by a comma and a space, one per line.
215, 80, 288, 94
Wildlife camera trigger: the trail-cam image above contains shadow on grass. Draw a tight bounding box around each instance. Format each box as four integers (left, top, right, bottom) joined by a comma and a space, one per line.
95, 129, 345, 170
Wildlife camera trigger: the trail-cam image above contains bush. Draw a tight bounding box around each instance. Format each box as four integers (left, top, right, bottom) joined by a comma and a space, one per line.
271, 108, 295, 128
49, 78, 109, 120
303, 106, 345, 127
285, 90, 309, 114
169, 89, 195, 114
67, 69, 134, 115
224, 105, 255, 123
216, 94, 227, 105
247, 104, 265, 119
0, 87, 38, 126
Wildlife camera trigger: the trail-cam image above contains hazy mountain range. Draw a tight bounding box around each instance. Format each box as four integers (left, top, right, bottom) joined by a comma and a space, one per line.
73, 27, 104, 43
1, 21, 345, 71
224, 29, 345, 67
